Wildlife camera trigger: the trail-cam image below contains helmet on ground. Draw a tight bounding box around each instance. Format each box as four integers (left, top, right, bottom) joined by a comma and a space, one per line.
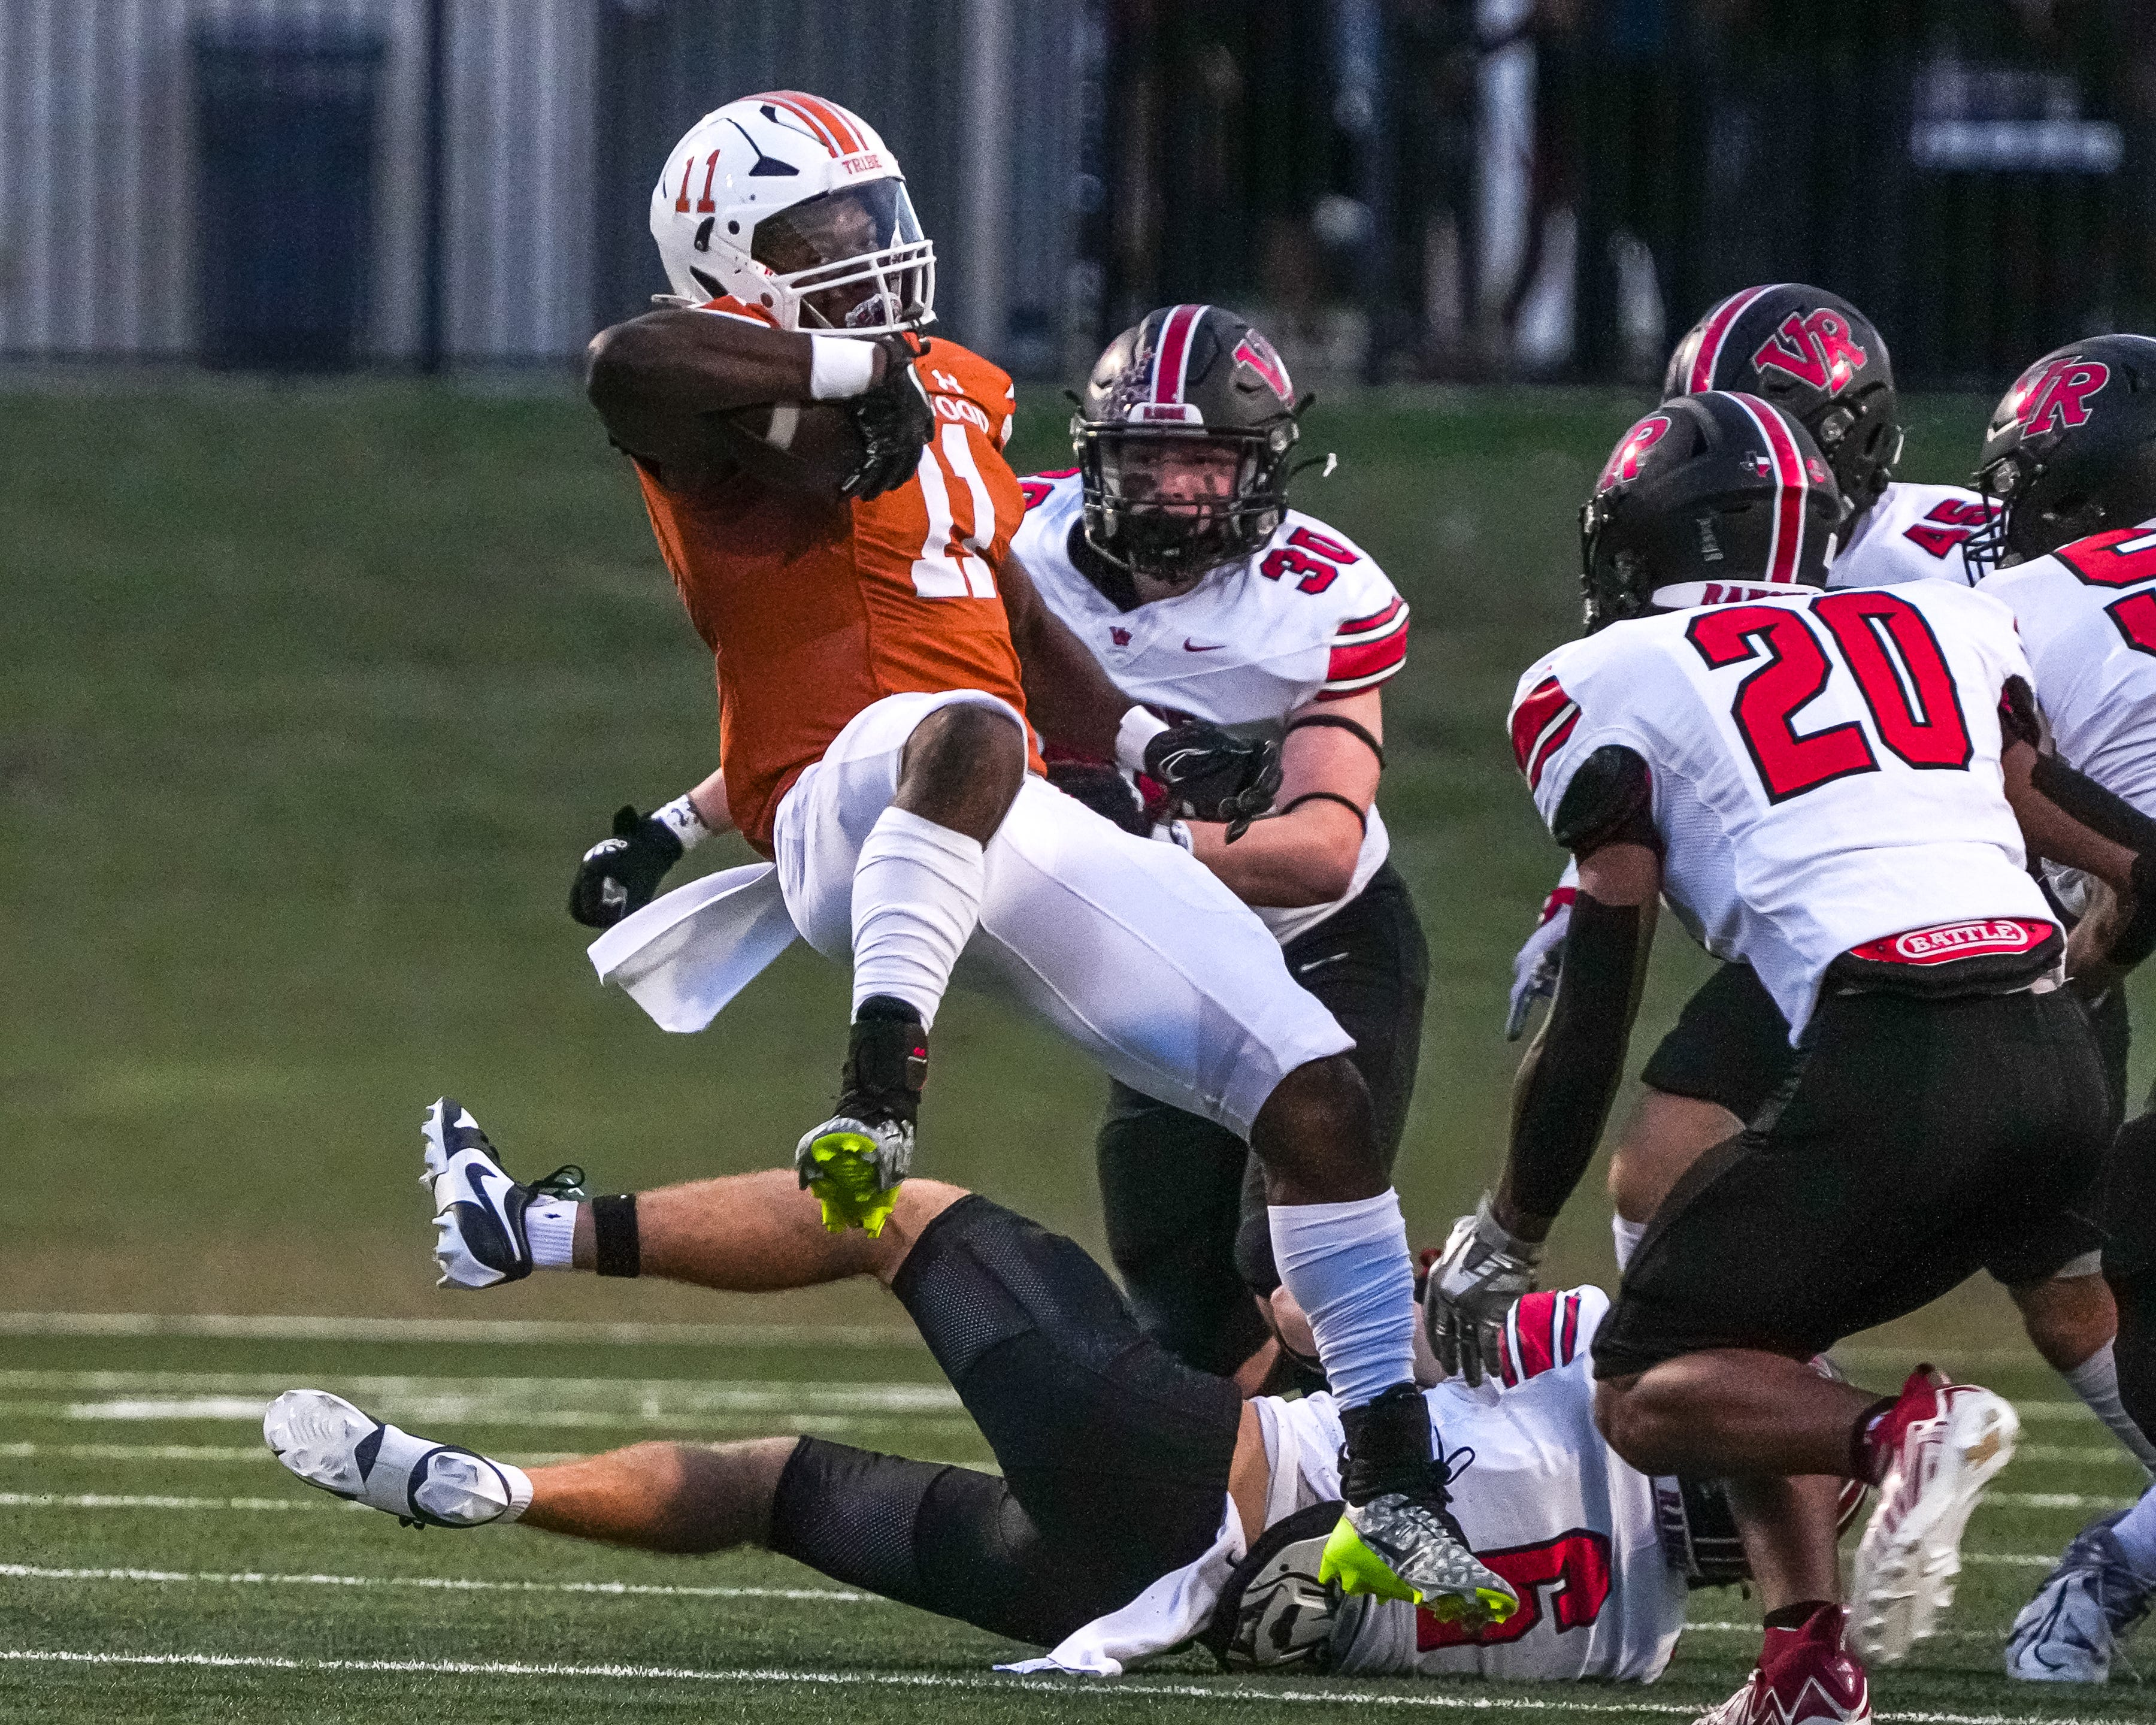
1665, 285, 1900, 513
648, 91, 933, 335
1968, 334, 2156, 571
1073, 304, 1300, 591
1580, 391, 1849, 632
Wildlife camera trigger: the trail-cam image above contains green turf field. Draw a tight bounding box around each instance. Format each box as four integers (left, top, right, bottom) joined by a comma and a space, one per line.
4, 378, 2152, 1718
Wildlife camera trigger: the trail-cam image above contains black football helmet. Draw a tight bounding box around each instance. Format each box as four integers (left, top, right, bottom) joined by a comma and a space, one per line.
1580, 391, 1850, 632
1073, 304, 1300, 585
1664, 285, 1901, 513
1967, 334, 2156, 572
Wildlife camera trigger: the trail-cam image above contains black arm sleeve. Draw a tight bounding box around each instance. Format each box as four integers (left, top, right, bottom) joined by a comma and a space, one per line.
2028, 751, 2156, 966
1552, 745, 1659, 858
1506, 892, 1646, 1221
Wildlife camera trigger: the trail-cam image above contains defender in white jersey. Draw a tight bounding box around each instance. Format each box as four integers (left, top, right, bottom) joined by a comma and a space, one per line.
1433, 392, 2137, 1725
1006, 304, 1422, 1384
267, 1157, 1709, 1683
1964, 334, 2156, 1682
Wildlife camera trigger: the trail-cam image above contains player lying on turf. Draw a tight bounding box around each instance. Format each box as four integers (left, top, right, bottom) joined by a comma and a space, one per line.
551, 91, 1500, 1615
1428, 389, 2156, 1725
265, 1137, 1848, 1681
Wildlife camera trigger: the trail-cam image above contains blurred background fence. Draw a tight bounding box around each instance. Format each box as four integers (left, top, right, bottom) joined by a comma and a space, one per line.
1, 0, 2151, 382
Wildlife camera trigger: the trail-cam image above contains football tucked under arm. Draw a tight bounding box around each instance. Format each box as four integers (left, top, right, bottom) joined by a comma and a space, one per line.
712, 400, 868, 495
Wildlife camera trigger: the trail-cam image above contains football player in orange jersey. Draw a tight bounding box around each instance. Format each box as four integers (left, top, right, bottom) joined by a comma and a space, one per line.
490, 92, 1516, 1623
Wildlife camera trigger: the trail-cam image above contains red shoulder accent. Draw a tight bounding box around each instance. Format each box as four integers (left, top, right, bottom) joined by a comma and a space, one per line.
1509, 1292, 1560, 1381
1323, 619, 1409, 693
1510, 676, 1581, 789
1560, 1292, 1583, 1365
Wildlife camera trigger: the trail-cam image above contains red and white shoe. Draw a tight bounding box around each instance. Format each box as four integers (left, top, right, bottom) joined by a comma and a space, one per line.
1849, 1367, 2019, 1665
1698, 1605, 1870, 1725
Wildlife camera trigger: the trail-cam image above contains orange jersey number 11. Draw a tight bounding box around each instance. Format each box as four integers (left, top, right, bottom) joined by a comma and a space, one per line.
912, 422, 1001, 599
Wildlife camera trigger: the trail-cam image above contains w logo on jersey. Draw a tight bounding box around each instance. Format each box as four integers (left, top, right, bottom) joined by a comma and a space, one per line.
2010, 356, 2112, 437
1597, 414, 1670, 493
1233, 331, 1294, 403
1751, 310, 1870, 397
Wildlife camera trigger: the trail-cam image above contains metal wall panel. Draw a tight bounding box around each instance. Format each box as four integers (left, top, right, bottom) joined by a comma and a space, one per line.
0, 0, 1076, 365
0, 0, 591, 360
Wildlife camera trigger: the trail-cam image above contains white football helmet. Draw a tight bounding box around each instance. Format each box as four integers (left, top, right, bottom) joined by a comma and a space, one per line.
647, 91, 934, 336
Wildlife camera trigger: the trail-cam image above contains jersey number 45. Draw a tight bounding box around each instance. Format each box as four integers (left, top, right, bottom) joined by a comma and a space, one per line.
1688, 592, 1975, 803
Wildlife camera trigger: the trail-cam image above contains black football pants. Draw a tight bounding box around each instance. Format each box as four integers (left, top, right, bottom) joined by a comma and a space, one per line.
1093, 862, 1429, 1378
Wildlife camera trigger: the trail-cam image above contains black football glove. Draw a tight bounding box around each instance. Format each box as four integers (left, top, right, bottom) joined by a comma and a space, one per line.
568, 805, 685, 929
1047, 759, 1150, 836
1143, 721, 1283, 841
838, 335, 936, 501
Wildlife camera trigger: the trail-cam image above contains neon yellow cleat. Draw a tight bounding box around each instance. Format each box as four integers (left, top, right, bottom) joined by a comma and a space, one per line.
1318, 1496, 1519, 1627
798, 1125, 907, 1236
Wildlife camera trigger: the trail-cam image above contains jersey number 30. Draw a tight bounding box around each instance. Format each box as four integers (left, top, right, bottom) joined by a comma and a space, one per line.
1686, 592, 1975, 803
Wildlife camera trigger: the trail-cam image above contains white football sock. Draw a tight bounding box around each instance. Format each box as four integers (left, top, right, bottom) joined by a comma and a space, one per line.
849, 806, 986, 1028
1269, 1190, 1416, 1409
2112, 1481, 2156, 1574
1612, 1213, 1647, 1273
525, 1200, 578, 1272
2061, 1340, 2156, 1471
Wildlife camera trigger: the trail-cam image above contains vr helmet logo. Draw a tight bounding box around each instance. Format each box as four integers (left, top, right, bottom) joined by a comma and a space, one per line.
1751, 310, 1869, 397
1598, 414, 1670, 492
2011, 357, 2112, 437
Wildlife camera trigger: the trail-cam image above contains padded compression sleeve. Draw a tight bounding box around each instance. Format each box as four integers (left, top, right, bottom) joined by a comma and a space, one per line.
1506, 893, 1645, 1221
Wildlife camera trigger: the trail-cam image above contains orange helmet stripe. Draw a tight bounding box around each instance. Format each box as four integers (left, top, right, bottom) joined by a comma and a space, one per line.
753, 90, 864, 157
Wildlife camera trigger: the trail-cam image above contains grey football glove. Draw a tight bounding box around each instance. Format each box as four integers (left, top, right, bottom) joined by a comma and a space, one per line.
1504, 888, 1574, 1040
1424, 1193, 1543, 1387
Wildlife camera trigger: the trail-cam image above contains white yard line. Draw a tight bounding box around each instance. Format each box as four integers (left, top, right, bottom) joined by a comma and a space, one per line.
0, 1368, 958, 1405
0, 1442, 586, 1465
0, 1648, 2130, 1723
0, 1312, 923, 1348
0, 1563, 878, 1603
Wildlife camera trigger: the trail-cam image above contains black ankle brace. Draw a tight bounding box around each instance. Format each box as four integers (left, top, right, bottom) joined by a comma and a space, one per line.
843, 1000, 928, 1118
1336, 1381, 1436, 1505
592, 1193, 640, 1278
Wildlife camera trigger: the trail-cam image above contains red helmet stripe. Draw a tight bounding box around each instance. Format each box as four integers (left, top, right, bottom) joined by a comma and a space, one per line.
1149, 303, 1209, 406
1686, 284, 1778, 393
1730, 392, 1808, 585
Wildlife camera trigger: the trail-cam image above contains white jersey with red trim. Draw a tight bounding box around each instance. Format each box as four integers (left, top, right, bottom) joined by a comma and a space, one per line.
1981, 516, 2156, 819
1509, 582, 2054, 1039
1257, 1288, 1686, 1681
1011, 468, 1409, 944
1831, 482, 1997, 590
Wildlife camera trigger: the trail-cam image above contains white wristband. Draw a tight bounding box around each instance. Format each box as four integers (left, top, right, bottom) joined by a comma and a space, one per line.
654, 792, 713, 852
1115, 706, 1170, 774
808, 335, 877, 401
1151, 820, 1194, 853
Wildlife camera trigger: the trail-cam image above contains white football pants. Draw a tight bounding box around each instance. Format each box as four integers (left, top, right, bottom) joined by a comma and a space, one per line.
772, 690, 1352, 1138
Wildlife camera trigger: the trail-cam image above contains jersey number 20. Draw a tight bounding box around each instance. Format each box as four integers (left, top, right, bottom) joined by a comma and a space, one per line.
1686, 593, 1975, 803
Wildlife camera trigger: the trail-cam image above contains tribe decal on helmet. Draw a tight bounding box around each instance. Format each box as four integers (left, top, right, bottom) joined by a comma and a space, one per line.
1666, 284, 1901, 511
648, 91, 934, 336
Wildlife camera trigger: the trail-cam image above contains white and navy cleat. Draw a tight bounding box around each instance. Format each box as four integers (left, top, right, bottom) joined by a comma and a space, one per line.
264, 1388, 528, 1529
1849, 1367, 2019, 1665
2005, 1508, 2155, 1682
422, 1096, 584, 1290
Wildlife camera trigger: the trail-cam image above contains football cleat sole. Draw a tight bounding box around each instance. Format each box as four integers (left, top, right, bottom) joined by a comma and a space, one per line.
795, 1120, 904, 1236
1850, 1385, 2019, 1665
264, 1388, 524, 1528
1317, 1499, 1518, 1626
